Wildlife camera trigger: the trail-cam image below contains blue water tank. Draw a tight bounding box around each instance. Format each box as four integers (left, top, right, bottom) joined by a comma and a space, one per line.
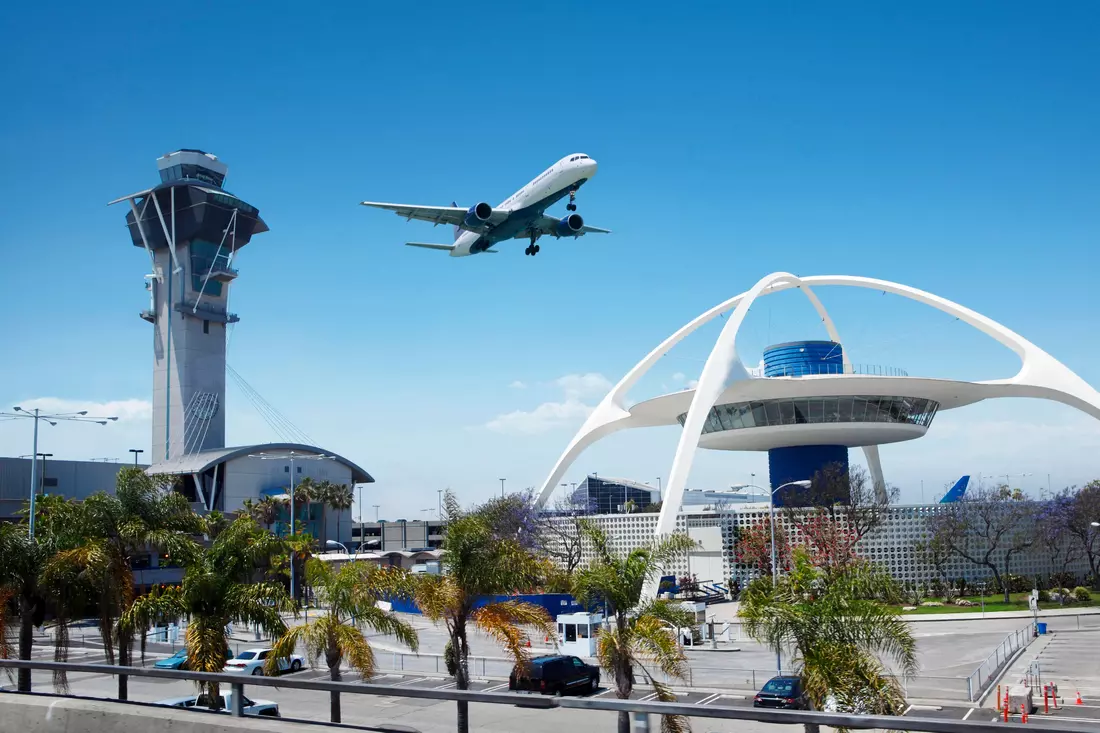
763, 341, 849, 506
763, 340, 844, 377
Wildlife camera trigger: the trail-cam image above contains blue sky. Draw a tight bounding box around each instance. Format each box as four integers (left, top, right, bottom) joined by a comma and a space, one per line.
2, 2, 1099, 519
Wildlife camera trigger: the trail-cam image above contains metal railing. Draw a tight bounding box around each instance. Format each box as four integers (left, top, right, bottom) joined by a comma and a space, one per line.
765, 363, 910, 378
965, 624, 1035, 702
0, 658, 1063, 732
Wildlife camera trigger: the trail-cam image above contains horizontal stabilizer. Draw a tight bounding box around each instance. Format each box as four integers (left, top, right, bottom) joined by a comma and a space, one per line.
405, 242, 456, 252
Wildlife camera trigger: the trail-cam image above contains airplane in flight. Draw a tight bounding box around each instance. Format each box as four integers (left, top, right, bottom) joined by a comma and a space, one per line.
360, 153, 610, 257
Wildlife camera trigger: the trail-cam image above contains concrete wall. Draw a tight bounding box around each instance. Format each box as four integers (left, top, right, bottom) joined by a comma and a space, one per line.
0, 457, 136, 521
0, 694, 335, 733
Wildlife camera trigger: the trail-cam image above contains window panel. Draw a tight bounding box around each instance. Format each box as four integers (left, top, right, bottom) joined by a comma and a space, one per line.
754, 402, 768, 426
809, 399, 824, 422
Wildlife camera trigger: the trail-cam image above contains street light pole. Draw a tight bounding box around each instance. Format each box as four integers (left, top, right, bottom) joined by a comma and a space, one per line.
35, 453, 52, 504
250, 451, 335, 607
731, 479, 811, 676
3, 406, 119, 538
129, 448, 144, 466
438, 489, 443, 520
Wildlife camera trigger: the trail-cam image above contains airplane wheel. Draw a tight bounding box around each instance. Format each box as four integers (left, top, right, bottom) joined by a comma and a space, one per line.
567, 203, 576, 211
534, 245, 540, 254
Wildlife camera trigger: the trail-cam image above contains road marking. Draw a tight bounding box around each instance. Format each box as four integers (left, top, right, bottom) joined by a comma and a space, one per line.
638, 692, 659, 702
483, 682, 510, 692
903, 705, 913, 716
434, 681, 457, 690
962, 708, 975, 720
696, 693, 721, 706
593, 687, 615, 697
389, 676, 426, 687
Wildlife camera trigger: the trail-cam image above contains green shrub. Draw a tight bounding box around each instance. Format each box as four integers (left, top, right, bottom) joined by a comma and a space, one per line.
1037, 589, 1051, 603
1073, 586, 1092, 603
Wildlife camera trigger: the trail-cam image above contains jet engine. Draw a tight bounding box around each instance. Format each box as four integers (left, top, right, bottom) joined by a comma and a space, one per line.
464, 202, 493, 228
556, 213, 584, 236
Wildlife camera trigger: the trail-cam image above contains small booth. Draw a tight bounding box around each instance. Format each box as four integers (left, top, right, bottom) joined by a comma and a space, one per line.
556, 612, 603, 657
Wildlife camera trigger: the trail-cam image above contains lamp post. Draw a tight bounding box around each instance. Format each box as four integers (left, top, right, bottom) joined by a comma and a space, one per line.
250, 450, 335, 606
36, 453, 52, 501
129, 448, 144, 466
438, 489, 443, 520
499, 478, 506, 498
731, 479, 812, 675
2, 406, 119, 538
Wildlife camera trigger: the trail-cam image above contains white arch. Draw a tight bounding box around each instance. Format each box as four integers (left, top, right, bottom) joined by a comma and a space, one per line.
538, 273, 1100, 522
535, 274, 850, 507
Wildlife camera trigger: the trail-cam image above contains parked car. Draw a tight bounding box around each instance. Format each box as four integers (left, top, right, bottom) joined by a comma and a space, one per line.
509, 654, 599, 696
156, 692, 280, 717
222, 648, 304, 676
154, 649, 189, 670
753, 675, 809, 710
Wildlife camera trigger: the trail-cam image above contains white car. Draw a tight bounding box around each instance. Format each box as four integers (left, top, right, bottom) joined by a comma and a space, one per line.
223, 647, 304, 676
156, 691, 280, 717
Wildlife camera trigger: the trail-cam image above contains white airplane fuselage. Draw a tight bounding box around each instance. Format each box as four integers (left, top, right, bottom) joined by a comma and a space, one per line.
450, 153, 598, 256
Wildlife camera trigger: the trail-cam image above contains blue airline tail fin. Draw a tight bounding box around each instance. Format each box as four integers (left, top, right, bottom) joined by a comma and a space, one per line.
451, 201, 461, 241
940, 475, 971, 503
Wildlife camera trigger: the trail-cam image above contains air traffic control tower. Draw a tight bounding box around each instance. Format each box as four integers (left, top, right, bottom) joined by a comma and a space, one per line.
111, 150, 268, 463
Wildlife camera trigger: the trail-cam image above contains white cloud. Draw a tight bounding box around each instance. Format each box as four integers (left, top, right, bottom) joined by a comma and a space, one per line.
509, 380, 527, 389
672, 372, 686, 383
687, 379, 699, 389
554, 373, 612, 400
12, 397, 152, 422
485, 398, 593, 435
483, 372, 612, 435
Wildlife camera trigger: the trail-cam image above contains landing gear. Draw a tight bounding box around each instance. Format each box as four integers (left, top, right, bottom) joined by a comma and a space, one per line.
525, 232, 541, 256
566, 188, 577, 212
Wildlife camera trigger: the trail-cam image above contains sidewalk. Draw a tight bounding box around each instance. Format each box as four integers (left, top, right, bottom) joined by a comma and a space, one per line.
901, 607, 1100, 622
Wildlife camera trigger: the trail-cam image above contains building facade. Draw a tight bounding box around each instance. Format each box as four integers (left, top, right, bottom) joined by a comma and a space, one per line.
551, 503, 1091, 589
0, 456, 140, 523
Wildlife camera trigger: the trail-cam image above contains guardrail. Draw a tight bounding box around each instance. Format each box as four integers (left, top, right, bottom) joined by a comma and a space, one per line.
965, 624, 1035, 702
0, 658, 1056, 733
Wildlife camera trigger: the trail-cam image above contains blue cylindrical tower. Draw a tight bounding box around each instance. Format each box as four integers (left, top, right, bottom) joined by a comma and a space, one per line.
763, 340, 848, 506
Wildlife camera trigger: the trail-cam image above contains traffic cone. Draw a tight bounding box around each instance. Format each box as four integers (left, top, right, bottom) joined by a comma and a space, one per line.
1076, 690, 1083, 705
1021, 705, 1028, 724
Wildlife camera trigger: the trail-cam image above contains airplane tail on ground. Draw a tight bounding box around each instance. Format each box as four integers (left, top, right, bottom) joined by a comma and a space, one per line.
451, 201, 461, 241
940, 475, 971, 503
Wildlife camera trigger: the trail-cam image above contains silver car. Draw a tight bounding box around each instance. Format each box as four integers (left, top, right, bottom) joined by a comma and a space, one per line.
156, 691, 280, 717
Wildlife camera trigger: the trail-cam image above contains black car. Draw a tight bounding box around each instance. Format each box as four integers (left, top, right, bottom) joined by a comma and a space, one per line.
753, 675, 809, 709
509, 655, 600, 696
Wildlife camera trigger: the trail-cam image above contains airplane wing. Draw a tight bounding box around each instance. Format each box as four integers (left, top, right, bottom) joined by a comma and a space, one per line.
360, 201, 508, 233
517, 214, 612, 238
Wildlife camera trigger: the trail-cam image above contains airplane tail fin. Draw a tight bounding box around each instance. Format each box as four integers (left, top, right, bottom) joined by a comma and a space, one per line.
940, 475, 971, 503
451, 201, 461, 241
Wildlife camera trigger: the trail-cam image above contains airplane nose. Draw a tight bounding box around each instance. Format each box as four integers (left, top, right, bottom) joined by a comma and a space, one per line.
584, 159, 598, 177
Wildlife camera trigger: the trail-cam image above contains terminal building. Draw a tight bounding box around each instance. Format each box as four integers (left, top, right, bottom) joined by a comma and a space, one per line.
107, 150, 373, 545
536, 271, 1100, 588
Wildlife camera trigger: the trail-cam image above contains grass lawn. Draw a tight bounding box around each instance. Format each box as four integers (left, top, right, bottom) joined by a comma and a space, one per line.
895, 591, 1098, 615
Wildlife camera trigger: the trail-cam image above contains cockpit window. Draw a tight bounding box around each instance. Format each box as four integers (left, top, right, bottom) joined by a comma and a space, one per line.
578, 155, 589, 159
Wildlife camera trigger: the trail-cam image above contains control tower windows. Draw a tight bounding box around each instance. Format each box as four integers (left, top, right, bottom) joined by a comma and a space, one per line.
190, 240, 228, 297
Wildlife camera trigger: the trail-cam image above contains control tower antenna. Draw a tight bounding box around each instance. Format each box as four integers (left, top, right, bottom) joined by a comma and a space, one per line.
109, 150, 268, 465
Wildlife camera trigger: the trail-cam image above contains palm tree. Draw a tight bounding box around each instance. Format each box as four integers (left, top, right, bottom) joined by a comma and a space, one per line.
0, 524, 48, 692
250, 496, 282, 532
738, 547, 918, 733
411, 491, 555, 733
124, 515, 292, 708
46, 467, 203, 698
268, 559, 418, 722
326, 484, 354, 545
571, 525, 697, 733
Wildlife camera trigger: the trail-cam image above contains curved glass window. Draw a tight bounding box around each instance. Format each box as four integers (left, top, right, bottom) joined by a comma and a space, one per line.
677, 396, 939, 434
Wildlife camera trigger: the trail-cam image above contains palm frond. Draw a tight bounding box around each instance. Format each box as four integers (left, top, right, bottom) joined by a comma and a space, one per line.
354, 604, 420, 652
472, 601, 553, 666
334, 621, 377, 680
